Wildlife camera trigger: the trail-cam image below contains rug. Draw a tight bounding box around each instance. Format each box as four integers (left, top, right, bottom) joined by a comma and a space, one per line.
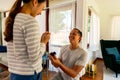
103, 68, 120, 80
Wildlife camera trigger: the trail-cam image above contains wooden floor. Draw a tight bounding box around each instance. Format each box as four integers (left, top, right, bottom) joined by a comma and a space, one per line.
0, 58, 104, 80
42, 70, 56, 80
81, 59, 104, 80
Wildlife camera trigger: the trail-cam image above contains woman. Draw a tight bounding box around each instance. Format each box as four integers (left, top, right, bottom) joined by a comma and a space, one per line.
49, 28, 88, 80
4, 0, 50, 80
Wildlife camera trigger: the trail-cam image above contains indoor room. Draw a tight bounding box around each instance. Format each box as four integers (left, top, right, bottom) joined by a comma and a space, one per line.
0, 0, 120, 80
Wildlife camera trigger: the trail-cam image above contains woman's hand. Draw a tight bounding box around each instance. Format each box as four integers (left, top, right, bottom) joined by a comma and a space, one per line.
49, 55, 62, 68
41, 31, 50, 44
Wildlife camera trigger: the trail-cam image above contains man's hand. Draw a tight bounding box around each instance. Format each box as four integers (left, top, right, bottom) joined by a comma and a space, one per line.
49, 55, 61, 68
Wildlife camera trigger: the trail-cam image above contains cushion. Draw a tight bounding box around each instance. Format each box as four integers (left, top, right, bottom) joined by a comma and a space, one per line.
116, 60, 120, 64
105, 47, 120, 60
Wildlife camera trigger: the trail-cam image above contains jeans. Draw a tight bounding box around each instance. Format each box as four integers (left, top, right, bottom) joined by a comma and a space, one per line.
10, 71, 42, 80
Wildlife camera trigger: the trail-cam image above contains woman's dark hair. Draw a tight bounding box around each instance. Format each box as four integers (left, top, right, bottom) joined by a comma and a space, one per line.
4, 0, 45, 42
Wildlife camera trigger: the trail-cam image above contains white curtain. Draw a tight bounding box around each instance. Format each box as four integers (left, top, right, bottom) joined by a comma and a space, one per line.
111, 16, 120, 40
89, 11, 100, 51
49, 0, 76, 71
49, 0, 76, 52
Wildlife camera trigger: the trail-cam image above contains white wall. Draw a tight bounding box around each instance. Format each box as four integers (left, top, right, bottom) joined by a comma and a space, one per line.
100, 8, 120, 40
86, 0, 120, 40
95, 0, 120, 40
0, 0, 15, 12
87, 0, 100, 14
100, 12, 112, 40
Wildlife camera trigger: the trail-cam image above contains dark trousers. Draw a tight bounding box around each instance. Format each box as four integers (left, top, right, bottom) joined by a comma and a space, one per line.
10, 71, 42, 80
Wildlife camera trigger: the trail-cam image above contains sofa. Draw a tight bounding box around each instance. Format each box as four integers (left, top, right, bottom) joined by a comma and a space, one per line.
100, 39, 120, 77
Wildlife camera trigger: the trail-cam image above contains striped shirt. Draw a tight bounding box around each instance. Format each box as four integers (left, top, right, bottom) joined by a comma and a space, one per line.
7, 13, 45, 75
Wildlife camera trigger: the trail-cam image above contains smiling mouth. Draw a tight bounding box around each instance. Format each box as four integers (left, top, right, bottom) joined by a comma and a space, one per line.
70, 38, 75, 41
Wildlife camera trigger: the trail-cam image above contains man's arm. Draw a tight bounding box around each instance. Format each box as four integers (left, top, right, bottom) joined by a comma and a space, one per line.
60, 64, 84, 78
49, 55, 84, 78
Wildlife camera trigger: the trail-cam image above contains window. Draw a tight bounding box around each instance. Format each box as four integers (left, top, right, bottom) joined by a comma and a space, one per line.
87, 9, 100, 51
87, 9, 91, 49
49, 1, 76, 71
49, 2, 76, 54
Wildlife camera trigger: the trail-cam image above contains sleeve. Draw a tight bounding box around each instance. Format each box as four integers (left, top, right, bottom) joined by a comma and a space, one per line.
23, 19, 46, 68
75, 50, 88, 66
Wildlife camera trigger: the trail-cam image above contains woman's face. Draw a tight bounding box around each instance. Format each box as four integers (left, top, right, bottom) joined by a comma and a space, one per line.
69, 29, 81, 44
31, 1, 45, 16
36, 2, 45, 15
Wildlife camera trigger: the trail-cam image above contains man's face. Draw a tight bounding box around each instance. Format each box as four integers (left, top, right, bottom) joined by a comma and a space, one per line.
69, 29, 81, 44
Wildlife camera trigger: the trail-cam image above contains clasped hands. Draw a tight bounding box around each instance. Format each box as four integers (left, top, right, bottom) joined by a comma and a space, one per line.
41, 31, 50, 44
